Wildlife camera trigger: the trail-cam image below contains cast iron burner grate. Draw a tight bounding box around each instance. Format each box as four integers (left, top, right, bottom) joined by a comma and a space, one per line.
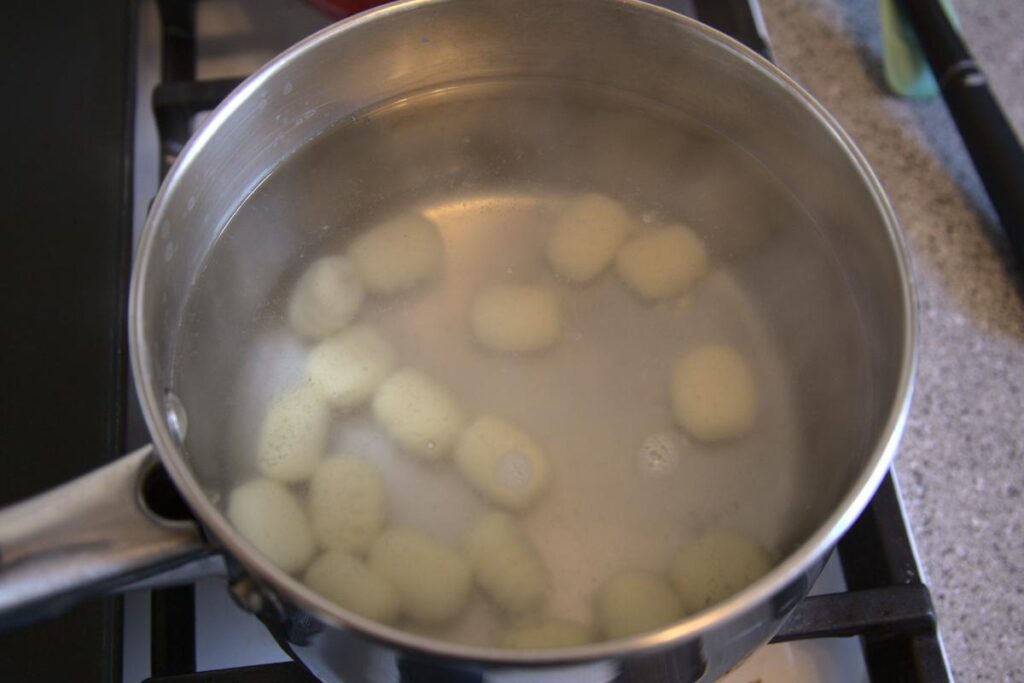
144, 1, 950, 681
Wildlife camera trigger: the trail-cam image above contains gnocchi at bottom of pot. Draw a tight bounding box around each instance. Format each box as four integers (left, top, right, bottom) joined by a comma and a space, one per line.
464, 512, 548, 615
305, 324, 396, 412
454, 415, 551, 511
594, 569, 685, 640
670, 344, 757, 443
501, 617, 593, 650
287, 254, 364, 340
470, 284, 562, 354
671, 530, 773, 614
227, 478, 315, 575
303, 549, 401, 624
307, 456, 387, 556
372, 368, 468, 461
255, 386, 329, 484
368, 528, 472, 626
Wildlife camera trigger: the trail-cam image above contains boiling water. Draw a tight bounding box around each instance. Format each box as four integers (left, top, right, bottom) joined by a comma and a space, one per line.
175, 78, 839, 646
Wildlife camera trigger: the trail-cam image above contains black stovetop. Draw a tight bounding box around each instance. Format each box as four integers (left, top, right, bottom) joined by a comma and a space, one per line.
0, 1, 135, 680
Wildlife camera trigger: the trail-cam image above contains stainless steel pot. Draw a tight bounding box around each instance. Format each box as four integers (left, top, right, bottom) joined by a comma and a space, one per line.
0, 1, 915, 680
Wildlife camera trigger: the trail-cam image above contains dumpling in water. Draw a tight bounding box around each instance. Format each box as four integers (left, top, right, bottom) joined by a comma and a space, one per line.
501, 617, 592, 650
464, 512, 548, 615
227, 478, 315, 574
594, 569, 684, 639
372, 368, 467, 460
670, 344, 757, 443
546, 193, 633, 283
256, 386, 329, 483
305, 324, 396, 411
368, 528, 472, 625
348, 213, 444, 295
670, 530, 772, 613
454, 416, 551, 511
304, 549, 401, 624
308, 456, 386, 555
288, 255, 364, 339
615, 225, 708, 301
470, 284, 562, 353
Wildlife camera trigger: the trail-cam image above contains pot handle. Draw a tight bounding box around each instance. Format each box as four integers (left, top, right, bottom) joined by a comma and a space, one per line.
0, 444, 212, 631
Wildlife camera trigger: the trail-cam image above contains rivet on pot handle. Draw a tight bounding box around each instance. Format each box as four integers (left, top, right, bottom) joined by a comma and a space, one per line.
0, 445, 212, 631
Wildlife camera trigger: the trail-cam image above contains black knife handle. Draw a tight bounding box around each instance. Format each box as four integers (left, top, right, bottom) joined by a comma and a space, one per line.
898, 0, 1024, 270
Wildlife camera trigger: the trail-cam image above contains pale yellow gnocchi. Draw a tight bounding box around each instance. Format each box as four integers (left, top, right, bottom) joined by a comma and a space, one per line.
670, 530, 772, 614
670, 344, 757, 443
227, 478, 315, 574
306, 324, 397, 411
454, 416, 551, 511
372, 368, 468, 460
256, 386, 329, 483
348, 213, 444, 295
464, 512, 548, 615
368, 528, 472, 625
470, 284, 562, 353
594, 569, 684, 639
545, 193, 633, 283
501, 617, 592, 650
303, 550, 401, 624
287, 255, 364, 339
308, 456, 386, 556
614, 225, 708, 301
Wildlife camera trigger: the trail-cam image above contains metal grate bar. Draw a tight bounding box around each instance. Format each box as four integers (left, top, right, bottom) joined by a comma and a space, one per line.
838, 474, 951, 683
155, 0, 198, 174
153, 79, 243, 117
144, 662, 316, 683
772, 584, 935, 642
150, 586, 197, 677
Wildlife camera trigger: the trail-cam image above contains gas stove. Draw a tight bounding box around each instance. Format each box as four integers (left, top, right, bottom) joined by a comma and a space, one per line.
0, 1, 953, 681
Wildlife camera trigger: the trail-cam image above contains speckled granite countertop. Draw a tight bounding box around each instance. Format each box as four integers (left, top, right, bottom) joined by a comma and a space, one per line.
758, 1, 1023, 680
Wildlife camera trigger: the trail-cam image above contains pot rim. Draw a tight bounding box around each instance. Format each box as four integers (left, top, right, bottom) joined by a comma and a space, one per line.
130, 0, 916, 665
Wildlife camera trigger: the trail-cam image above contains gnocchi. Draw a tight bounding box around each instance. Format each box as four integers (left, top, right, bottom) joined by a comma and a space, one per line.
464, 512, 548, 615
308, 457, 386, 555
546, 193, 633, 283
501, 617, 592, 650
670, 530, 772, 614
256, 386, 329, 483
287, 255, 364, 339
227, 478, 315, 574
454, 416, 551, 511
470, 285, 561, 353
306, 324, 397, 411
594, 569, 684, 640
348, 213, 444, 295
670, 344, 757, 442
368, 528, 472, 625
372, 368, 467, 460
304, 550, 401, 624
614, 225, 708, 301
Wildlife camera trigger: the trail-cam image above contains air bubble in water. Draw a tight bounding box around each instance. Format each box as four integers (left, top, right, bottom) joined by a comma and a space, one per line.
637, 433, 679, 478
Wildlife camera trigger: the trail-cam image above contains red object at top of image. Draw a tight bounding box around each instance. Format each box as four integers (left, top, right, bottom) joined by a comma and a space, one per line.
307, 0, 392, 19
